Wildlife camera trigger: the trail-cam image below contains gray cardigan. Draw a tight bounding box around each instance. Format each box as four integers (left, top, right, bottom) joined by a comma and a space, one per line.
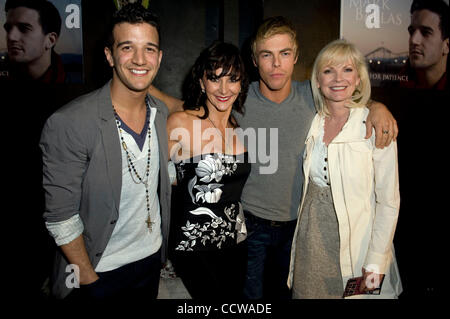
40, 81, 171, 299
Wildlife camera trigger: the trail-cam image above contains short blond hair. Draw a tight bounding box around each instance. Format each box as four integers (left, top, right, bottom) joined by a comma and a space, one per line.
311, 39, 371, 116
251, 16, 299, 60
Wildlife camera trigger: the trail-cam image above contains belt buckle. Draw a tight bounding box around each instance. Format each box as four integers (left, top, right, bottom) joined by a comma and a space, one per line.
270, 220, 281, 227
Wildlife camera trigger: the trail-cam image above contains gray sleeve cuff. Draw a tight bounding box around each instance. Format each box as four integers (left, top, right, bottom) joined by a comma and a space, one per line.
45, 214, 84, 246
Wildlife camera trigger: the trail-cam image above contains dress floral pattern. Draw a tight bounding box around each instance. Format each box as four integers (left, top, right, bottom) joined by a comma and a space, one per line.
174, 153, 250, 251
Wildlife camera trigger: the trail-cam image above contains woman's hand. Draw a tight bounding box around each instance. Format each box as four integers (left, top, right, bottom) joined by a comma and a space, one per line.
360, 267, 385, 293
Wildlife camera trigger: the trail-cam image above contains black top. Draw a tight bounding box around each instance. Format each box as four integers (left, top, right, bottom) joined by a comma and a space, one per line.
174, 152, 250, 251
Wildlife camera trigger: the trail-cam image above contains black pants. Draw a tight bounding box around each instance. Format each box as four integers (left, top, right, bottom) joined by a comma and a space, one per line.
172, 242, 247, 300
69, 250, 162, 301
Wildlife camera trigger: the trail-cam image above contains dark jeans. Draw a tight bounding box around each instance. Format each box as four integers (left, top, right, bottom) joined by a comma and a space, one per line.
243, 211, 297, 299
69, 249, 162, 301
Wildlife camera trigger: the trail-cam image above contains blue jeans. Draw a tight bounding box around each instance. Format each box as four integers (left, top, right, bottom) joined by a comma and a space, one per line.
243, 211, 297, 299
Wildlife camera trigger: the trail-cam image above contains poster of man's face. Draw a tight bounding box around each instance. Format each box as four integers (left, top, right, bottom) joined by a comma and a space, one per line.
0, 0, 83, 83
408, 6, 449, 71
341, 0, 449, 90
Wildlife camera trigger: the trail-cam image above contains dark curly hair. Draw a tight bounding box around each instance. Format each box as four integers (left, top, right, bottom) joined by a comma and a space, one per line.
183, 41, 249, 128
106, 2, 161, 52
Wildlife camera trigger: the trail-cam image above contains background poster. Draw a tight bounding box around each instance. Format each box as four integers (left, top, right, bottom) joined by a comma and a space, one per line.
340, 0, 449, 88
0, 0, 83, 83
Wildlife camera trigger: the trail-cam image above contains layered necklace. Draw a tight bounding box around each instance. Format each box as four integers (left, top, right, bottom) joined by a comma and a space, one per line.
113, 98, 154, 231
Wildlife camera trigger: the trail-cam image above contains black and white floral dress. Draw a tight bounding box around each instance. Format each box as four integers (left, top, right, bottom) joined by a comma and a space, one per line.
172, 152, 250, 299
174, 152, 250, 251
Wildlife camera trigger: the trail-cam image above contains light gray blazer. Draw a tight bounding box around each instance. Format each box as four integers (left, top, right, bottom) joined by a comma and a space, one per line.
40, 81, 171, 299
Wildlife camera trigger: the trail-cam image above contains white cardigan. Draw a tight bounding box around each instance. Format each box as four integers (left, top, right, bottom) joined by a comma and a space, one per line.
288, 107, 403, 298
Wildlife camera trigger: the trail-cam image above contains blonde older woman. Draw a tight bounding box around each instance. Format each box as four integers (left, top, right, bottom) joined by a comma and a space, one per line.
287, 39, 402, 299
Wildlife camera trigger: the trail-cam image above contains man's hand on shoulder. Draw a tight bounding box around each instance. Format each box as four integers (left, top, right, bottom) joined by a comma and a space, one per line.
365, 100, 398, 149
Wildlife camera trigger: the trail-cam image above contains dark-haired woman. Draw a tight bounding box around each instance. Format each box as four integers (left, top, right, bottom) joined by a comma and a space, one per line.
167, 41, 250, 299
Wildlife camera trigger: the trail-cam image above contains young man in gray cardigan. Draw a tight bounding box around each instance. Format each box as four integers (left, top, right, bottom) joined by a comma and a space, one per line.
40, 3, 171, 300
